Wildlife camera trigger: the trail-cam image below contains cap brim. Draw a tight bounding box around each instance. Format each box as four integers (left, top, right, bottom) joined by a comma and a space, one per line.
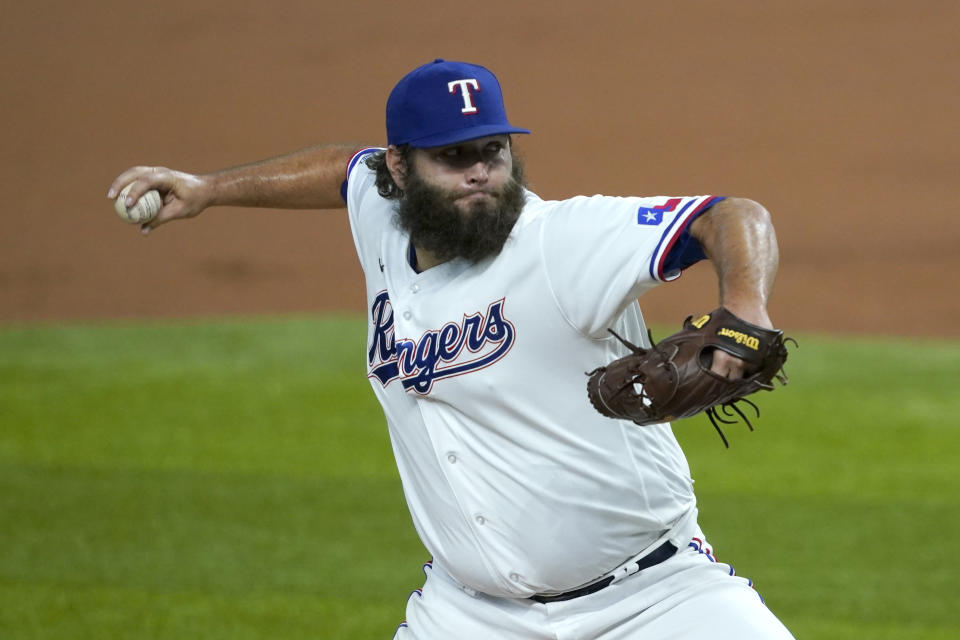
406, 124, 531, 148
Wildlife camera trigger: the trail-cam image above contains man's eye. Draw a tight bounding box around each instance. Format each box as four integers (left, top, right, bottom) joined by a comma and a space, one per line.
441, 148, 461, 158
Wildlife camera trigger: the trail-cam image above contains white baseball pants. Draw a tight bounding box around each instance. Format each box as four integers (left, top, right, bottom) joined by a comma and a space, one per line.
393, 538, 795, 640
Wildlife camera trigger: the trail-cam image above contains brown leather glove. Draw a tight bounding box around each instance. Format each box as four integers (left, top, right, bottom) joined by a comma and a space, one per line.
586, 307, 792, 446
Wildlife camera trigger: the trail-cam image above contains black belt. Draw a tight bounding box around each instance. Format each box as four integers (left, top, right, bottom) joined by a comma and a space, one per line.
529, 540, 678, 604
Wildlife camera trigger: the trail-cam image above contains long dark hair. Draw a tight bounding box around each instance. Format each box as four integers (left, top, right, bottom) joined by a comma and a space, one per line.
364, 147, 411, 200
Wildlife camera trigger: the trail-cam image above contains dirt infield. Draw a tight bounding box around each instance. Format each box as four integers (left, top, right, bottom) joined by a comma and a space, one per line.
2, 1, 958, 336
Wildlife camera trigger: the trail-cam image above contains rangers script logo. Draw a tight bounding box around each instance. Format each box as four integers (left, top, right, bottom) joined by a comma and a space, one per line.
367, 291, 516, 394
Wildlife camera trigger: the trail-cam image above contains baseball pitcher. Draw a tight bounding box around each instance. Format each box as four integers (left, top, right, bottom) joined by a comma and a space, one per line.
108, 59, 794, 639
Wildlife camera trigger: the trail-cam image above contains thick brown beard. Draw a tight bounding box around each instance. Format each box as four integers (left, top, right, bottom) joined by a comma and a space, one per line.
395, 156, 527, 264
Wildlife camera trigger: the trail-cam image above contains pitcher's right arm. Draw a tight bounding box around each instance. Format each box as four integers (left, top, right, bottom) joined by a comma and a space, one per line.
107, 143, 365, 233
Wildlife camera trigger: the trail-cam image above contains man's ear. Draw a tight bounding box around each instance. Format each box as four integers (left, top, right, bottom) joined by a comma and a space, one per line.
386, 146, 408, 190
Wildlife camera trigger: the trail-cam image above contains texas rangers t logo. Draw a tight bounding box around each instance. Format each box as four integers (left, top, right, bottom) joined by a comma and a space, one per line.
367, 291, 516, 394
448, 78, 480, 114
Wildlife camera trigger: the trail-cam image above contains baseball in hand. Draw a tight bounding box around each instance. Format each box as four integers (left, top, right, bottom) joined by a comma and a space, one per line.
114, 183, 162, 224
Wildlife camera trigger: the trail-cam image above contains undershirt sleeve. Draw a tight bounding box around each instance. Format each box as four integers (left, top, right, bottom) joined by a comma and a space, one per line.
660, 196, 724, 274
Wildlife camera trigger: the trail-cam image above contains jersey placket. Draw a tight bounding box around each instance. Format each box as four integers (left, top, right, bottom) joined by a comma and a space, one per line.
390, 271, 514, 593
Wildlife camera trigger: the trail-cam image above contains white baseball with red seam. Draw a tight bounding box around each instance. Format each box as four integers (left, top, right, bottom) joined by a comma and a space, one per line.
114, 183, 162, 224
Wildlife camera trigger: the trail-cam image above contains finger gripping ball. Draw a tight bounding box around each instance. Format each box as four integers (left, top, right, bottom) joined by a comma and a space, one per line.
114, 183, 162, 223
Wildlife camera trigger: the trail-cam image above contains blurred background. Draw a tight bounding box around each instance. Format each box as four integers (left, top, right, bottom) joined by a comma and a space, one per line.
2, 2, 959, 639
1, 0, 957, 334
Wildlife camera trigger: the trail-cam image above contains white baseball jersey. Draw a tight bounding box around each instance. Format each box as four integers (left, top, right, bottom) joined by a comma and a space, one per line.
344, 148, 722, 599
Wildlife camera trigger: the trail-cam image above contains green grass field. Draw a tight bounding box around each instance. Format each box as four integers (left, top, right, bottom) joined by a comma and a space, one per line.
1, 316, 958, 639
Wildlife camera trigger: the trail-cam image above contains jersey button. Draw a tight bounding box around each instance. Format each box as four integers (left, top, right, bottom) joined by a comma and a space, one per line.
403, 311, 412, 320
411, 284, 420, 294
475, 515, 485, 525
447, 453, 457, 464
509, 572, 520, 582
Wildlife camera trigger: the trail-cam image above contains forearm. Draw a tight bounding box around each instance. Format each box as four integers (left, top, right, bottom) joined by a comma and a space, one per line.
204, 143, 363, 210
108, 143, 368, 233
690, 197, 779, 325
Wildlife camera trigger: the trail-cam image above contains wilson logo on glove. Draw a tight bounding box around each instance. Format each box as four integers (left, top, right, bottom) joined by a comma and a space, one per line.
716, 328, 761, 350
690, 314, 711, 329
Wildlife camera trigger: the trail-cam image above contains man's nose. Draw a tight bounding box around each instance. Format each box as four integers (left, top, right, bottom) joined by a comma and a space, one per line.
465, 159, 489, 184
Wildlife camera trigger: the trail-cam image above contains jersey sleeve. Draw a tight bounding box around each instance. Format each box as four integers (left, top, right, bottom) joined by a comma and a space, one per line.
538, 194, 721, 337
342, 147, 386, 262
342, 147, 383, 204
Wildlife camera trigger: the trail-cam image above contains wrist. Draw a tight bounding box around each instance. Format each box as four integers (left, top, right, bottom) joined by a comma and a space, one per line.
196, 173, 221, 209
720, 300, 771, 329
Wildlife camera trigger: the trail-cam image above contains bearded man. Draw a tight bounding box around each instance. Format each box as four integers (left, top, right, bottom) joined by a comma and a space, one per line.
108, 59, 794, 640
368, 135, 527, 267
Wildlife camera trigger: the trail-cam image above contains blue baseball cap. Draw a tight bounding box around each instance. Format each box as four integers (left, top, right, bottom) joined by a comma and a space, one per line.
386, 59, 530, 148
